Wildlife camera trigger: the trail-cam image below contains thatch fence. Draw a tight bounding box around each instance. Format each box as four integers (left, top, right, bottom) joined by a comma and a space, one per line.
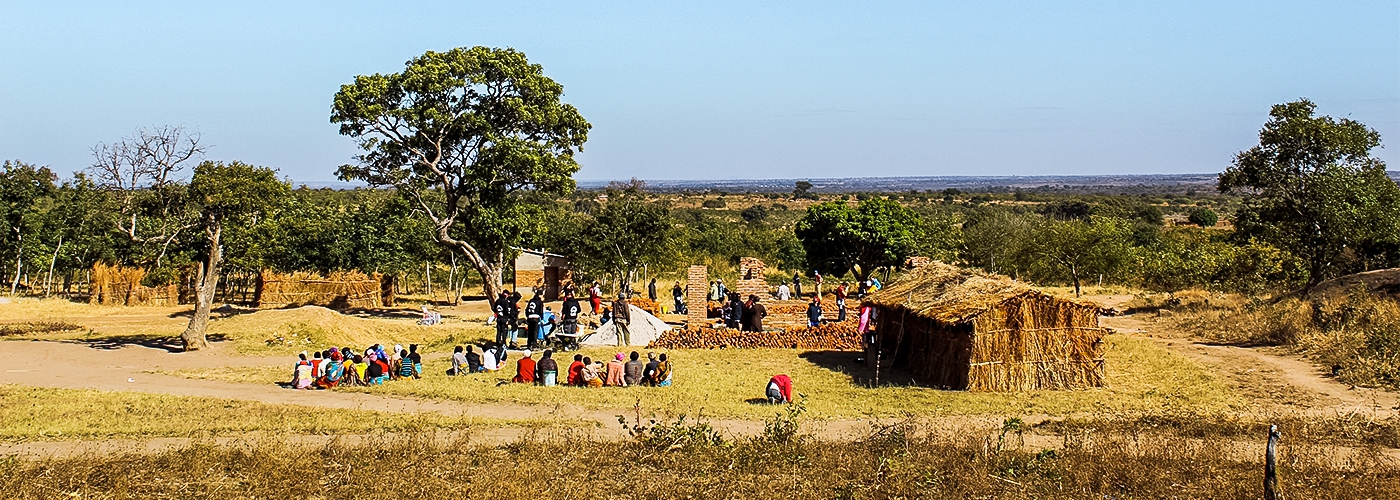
863, 262, 1106, 392
255, 270, 387, 309
88, 263, 181, 306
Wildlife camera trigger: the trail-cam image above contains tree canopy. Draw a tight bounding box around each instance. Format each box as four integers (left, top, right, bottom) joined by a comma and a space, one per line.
332, 46, 590, 297
1219, 99, 1400, 286
795, 198, 921, 279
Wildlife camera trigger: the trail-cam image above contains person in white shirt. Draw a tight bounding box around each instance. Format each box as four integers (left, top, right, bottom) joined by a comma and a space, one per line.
777, 282, 791, 301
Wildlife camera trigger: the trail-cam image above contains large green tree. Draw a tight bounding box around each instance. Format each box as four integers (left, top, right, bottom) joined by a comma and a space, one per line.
0, 161, 57, 295
795, 198, 921, 280
1027, 216, 1133, 297
331, 46, 590, 298
180, 161, 289, 351
1219, 99, 1400, 287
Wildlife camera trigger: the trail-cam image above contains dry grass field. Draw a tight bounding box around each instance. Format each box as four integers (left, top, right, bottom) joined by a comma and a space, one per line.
169, 334, 1239, 420
2, 296, 1396, 498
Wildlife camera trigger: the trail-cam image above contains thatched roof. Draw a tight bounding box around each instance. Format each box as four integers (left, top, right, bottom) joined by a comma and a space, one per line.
862, 262, 1094, 325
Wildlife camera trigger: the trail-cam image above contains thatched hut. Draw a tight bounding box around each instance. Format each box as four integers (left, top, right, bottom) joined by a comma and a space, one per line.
861, 262, 1106, 392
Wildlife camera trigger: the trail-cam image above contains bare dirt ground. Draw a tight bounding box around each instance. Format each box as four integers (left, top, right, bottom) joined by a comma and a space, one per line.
1090, 294, 1400, 416
3, 295, 1397, 457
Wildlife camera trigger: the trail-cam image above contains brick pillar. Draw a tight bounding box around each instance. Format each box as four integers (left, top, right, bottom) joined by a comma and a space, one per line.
736, 257, 767, 299
686, 265, 708, 327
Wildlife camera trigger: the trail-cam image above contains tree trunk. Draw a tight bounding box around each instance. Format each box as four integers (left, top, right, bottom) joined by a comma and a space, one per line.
45, 236, 62, 297
10, 232, 22, 296
180, 223, 222, 352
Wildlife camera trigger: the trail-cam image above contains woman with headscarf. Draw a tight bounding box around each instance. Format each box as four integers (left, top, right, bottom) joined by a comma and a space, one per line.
316, 350, 345, 389
604, 353, 627, 387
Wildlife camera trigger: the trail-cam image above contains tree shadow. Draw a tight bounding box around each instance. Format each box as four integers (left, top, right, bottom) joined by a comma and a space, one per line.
166, 305, 259, 319
343, 308, 424, 320
69, 334, 228, 353
798, 350, 931, 388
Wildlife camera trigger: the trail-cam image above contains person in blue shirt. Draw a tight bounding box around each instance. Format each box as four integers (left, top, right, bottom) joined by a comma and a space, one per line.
539, 306, 557, 345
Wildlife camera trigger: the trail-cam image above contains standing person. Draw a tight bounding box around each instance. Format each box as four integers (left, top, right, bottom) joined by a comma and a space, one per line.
807, 296, 824, 327
605, 353, 626, 387
671, 282, 685, 314
647, 278, 657, 301
536, 350, 559, 386
588, 281, 603, 315
493, 291, 511, 347
708, 280, 719, 301
727, 293, 744, 330
813, 270, 824, 299
507, 290, 523, 348
792, 272, 803, 298
835, 283, 849, 322
716, 279, 727, 300
612, 294, 632, 346
746, 295, 767, 332
777, 282, 791, 301
624, 351, 644, 386
561, 292, 581, 340
513, 350, 536, 384
525, 292, 544, 350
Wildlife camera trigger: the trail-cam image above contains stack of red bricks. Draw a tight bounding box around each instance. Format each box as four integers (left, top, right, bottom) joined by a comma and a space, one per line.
686, 265, 708, 326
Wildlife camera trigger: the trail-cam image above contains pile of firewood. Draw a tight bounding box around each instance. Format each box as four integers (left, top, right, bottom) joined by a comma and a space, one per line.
648, 322, 862, 350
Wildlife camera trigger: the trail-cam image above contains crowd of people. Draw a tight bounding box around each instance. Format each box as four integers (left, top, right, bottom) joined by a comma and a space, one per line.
286, 343, 422, 390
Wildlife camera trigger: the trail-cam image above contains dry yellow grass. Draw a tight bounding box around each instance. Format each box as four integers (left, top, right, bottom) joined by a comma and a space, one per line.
0, 385, 533, 441
171, 334, 1241, 420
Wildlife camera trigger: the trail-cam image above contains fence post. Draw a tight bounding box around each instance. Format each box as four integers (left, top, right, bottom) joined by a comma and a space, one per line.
1264, 424, 1280, 500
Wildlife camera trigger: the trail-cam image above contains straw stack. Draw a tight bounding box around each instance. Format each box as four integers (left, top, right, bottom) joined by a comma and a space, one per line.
255, 270, 383, 309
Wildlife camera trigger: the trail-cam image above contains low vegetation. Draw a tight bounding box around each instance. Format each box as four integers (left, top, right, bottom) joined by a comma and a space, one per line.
1180, 291, 1400, 390
2, 417, 1393, 499
0, 385, 538, 441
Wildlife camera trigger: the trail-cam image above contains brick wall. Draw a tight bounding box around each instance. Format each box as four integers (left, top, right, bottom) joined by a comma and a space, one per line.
686, 265, 708, 326
736, 257, 767, 299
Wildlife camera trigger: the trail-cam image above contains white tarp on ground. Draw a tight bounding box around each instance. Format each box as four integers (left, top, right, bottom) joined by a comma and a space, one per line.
582, 305, 673, 346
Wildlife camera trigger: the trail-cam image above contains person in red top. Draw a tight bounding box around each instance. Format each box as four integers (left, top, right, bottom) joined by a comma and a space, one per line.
566, 353, 585, 386
588, 281, 603, 315
767, 374, 794, 404
513, 350, 537, 383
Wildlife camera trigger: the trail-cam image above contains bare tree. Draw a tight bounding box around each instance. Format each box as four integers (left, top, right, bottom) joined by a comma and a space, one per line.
89, 126, 207, 268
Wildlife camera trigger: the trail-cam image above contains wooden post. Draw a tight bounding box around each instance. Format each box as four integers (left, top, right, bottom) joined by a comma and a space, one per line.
1264, 424, 1281, 500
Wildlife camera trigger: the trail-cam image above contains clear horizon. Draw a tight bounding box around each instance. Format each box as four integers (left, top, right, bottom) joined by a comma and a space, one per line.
2, 1, 1396, 182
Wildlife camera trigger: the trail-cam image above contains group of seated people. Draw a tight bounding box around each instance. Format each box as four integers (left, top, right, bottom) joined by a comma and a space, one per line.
450, 345, 674, 388
563, 351, 673, 388
287, 343, 422, 390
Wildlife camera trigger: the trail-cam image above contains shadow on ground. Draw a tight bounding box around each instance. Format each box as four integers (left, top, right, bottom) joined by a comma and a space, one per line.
69, 334, 229, 353
798, 350, 932, 388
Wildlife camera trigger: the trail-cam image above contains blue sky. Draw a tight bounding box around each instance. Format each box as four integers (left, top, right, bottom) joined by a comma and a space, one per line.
1, 1, 1396, 182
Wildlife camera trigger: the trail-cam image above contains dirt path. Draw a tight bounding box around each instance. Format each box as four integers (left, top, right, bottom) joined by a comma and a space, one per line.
1101, 313, 1400, 415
